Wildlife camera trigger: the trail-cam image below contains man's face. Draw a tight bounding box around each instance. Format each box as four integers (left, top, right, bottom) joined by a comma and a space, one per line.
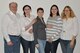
9, 3, 17, 13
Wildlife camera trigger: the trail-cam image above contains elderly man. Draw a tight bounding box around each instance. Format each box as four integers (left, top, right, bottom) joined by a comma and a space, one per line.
1, 2, 21, 53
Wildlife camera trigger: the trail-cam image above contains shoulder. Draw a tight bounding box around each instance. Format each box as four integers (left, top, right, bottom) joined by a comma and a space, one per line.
72, 17, 78, 21
30, 15, 36, 19
35, 17, 39, 20
20, 15, 25, 19
33, 17, 39, 24
20, 16, 26, 21
16, 13, 20, 16
56, 16, 62, 19
67, 17, 77, 22
31, 15, 35, 17
48, 16, 52, 18
4, 12, 10, 17
16, 13, 20, 18
1, 12, 11, 23
47, 16, 52, 20
2, 12, 10, 20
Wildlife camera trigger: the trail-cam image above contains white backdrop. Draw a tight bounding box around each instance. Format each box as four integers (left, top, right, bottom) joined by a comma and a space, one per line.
0, 0, 80, 53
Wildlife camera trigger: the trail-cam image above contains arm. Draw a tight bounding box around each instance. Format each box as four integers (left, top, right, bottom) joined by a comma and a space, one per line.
70, 17, 78, 48
1, 15, 13, 46
33, 22, 38, 45
57, 20, 63, 34
1, 15, 11, 42
46, 24, 53, 28
46, 18, 53, 28
72, 17, 79, 38
25, 18, 37, 30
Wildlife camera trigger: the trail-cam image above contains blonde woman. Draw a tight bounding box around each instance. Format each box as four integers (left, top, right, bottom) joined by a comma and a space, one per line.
60, 6, 79, 53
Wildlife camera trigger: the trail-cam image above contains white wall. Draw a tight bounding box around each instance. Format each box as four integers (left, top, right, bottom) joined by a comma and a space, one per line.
0, 0, 80, 53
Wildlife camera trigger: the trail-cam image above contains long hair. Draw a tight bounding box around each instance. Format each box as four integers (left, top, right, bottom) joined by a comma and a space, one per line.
61, 6, 76, 19
50, 4, 60, 17
23, 5, 31, 17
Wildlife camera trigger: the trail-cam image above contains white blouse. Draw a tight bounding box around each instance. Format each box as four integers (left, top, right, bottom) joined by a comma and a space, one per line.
20, 15, 35, 41
60, 17, 79, 40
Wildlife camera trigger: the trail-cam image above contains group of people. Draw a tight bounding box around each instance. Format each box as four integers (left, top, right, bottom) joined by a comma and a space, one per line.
1, 2, 78, 53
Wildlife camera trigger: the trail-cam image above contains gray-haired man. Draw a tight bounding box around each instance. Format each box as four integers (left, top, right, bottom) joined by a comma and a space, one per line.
2, 2, 21, 53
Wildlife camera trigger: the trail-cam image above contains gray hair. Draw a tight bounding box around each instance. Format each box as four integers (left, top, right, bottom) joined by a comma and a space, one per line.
9, 2, 18, 7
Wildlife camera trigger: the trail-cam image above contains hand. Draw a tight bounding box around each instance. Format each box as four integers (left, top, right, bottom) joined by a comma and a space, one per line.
31, 19, 37, 24
25, 19, 36, 31
47, 38, 53, 43
25, 26, 30, 31
29, 29, 33, 34
7, 41, 13, 46
47, 24, 53, 28
35, 44, 39, 48
70, 40, 74, 48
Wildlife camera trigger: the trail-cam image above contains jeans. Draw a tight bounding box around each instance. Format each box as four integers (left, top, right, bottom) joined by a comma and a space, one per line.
45, 39, 60, 53
37, 39, 46, 53
20, 37, 35, 53
4, 35, 20, 53
60, 39, 76, 53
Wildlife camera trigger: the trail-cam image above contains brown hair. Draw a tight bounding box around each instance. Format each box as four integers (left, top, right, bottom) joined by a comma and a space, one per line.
23, 5, 31, 17
50, 4, 60, 17
37, 7, 44, 13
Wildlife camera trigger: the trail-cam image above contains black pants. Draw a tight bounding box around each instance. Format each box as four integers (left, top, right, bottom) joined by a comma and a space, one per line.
45, 39, 60, 53
20, 37, 35, 53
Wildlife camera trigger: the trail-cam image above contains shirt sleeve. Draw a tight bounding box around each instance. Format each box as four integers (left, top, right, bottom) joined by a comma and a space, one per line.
72, 17, 79, 37
33, 22, 38, 44
1, 14, 11, 42
57, 17, 63, 34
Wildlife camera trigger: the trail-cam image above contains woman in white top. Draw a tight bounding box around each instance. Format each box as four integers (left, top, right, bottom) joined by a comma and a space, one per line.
60, 6, 78, 53
20, 5, 35, 53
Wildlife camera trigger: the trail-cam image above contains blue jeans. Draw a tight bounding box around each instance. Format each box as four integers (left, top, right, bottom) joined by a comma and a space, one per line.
4, 35, 20, 53
20, 37, 35, 53
37, 39, 46, 53
60, 39, 76, 53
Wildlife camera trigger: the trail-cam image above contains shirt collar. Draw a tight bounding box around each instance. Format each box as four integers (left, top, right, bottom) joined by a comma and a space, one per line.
9, 11, 17, 16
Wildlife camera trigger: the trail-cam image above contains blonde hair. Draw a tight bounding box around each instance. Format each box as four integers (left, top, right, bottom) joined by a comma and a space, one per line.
61, 6, 76, 19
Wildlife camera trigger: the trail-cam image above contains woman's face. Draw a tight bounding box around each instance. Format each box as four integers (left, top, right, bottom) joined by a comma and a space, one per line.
51, 6, 58, 15
24, 7, 31, 15
64, 8, 70, 16
37, 10, 44, 17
